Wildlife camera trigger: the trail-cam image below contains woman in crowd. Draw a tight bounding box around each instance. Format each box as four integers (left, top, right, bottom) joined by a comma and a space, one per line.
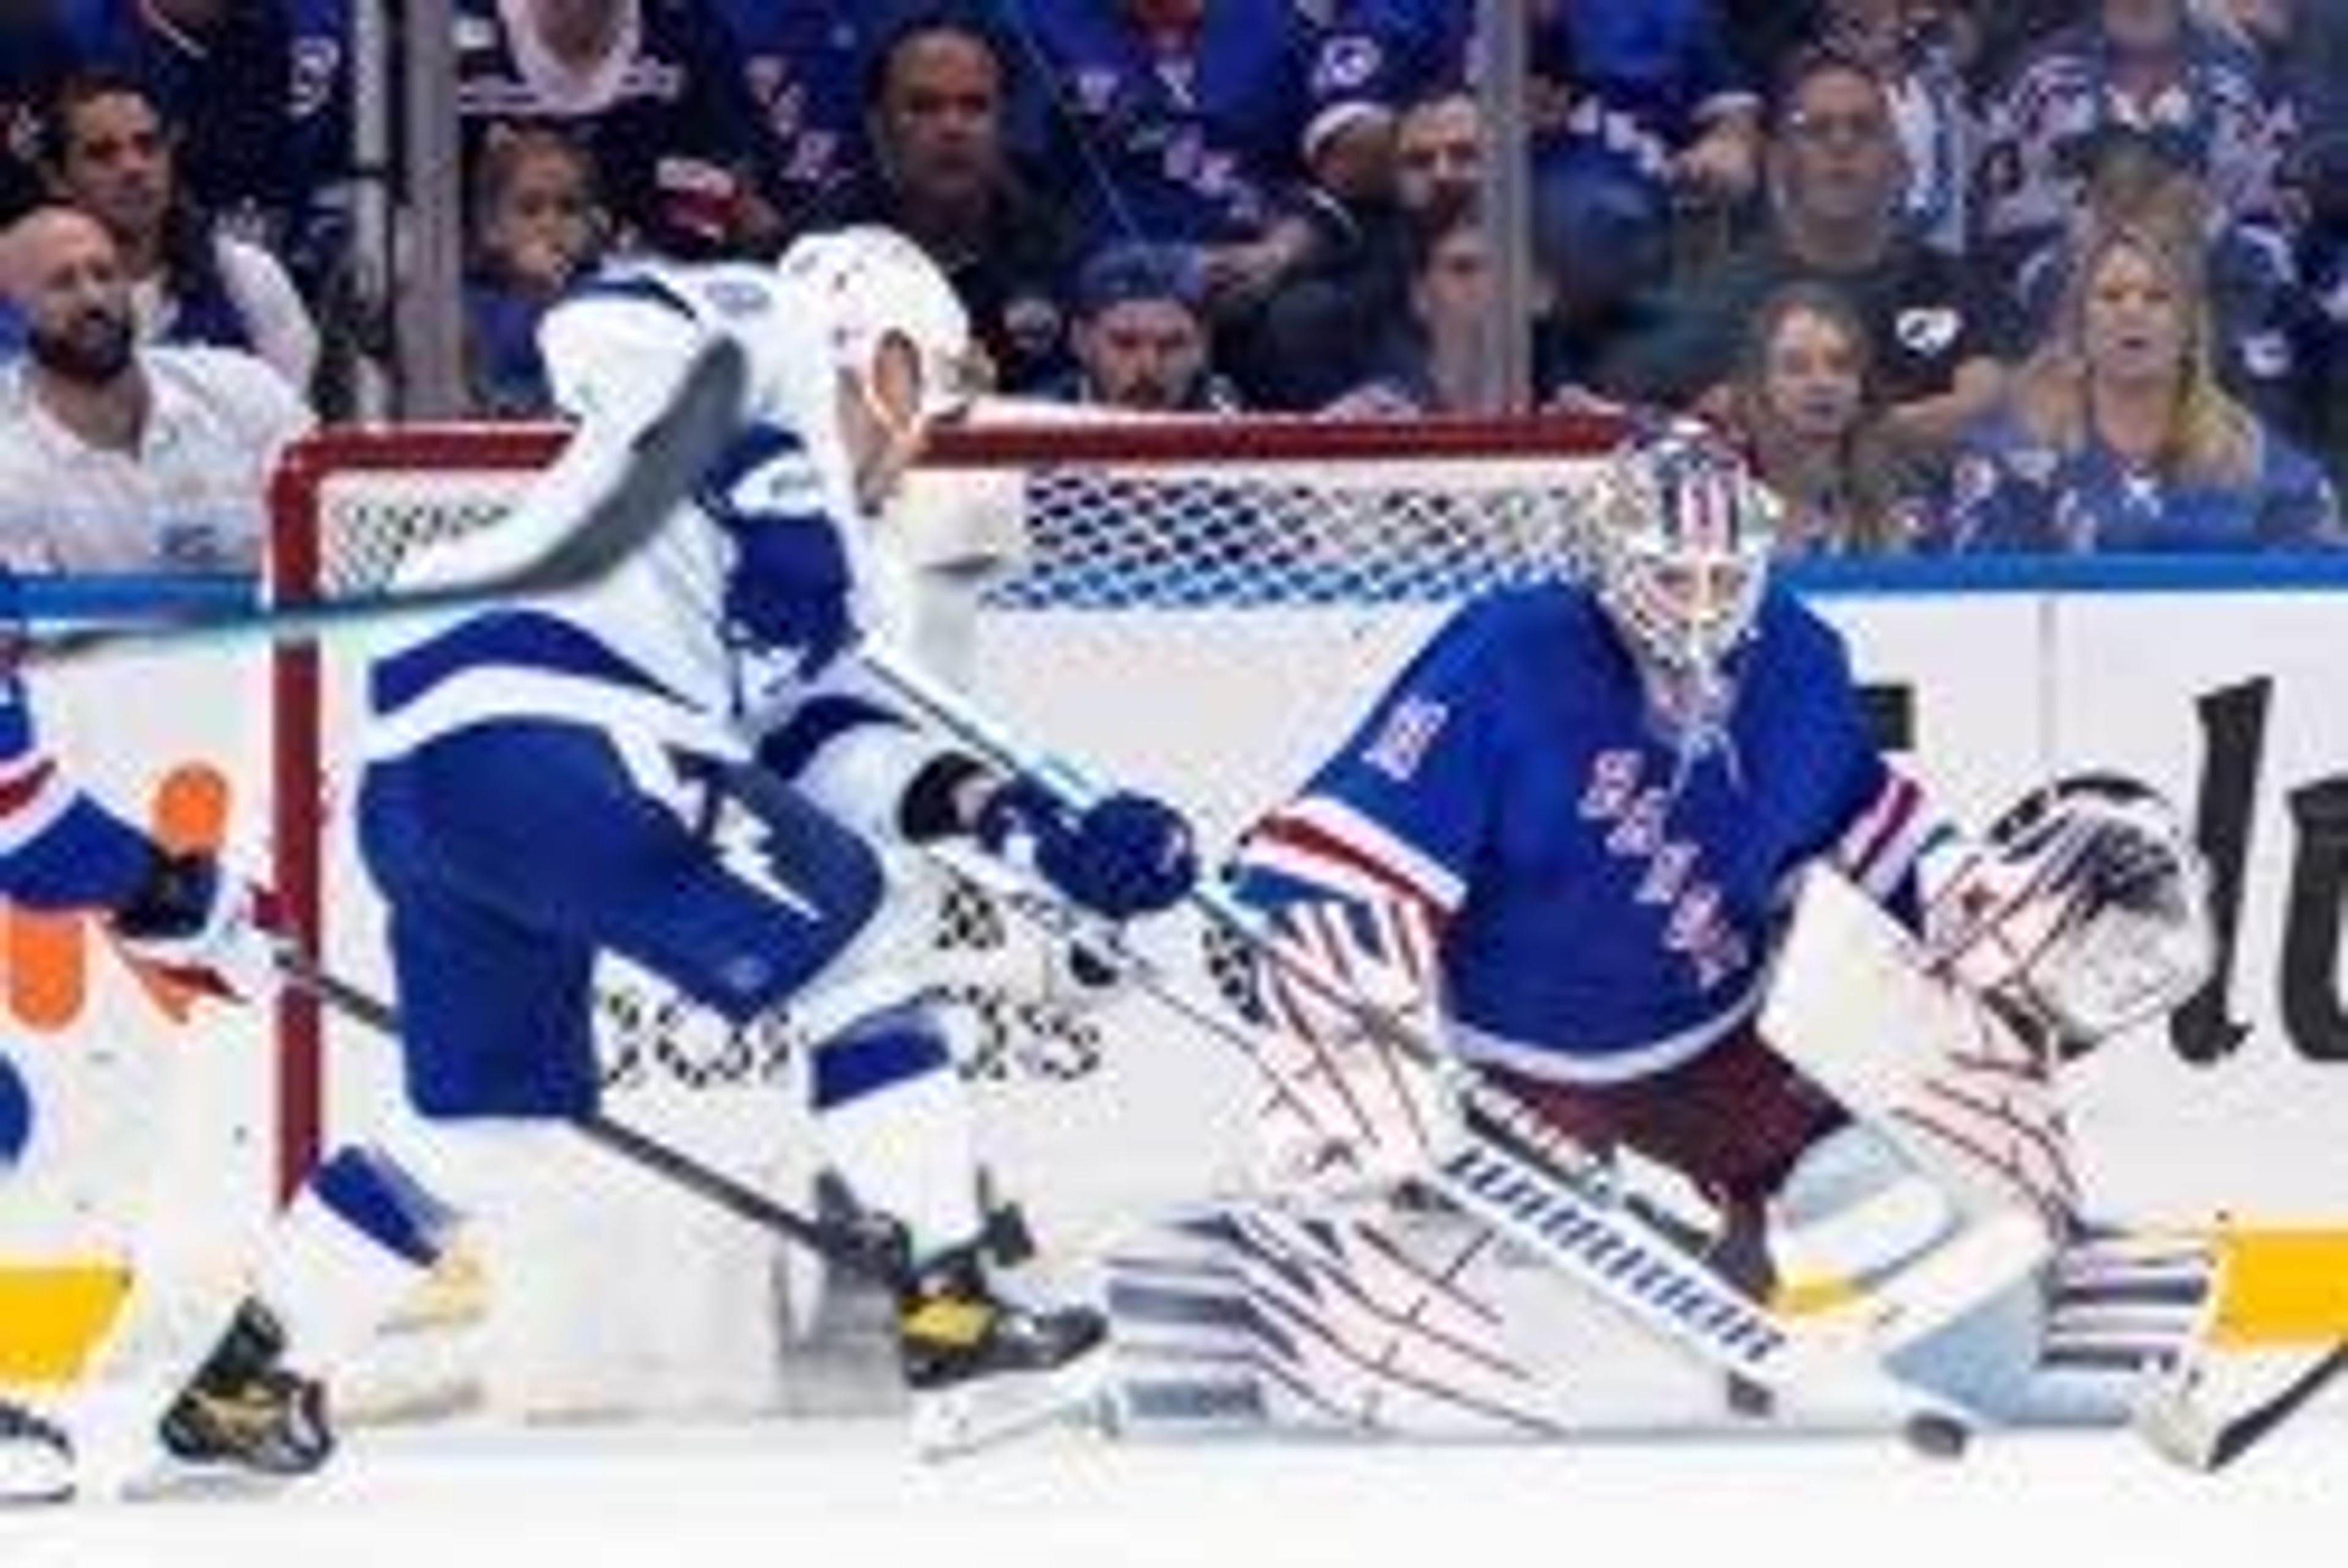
1940, 220, 2340, 551
1727, 280, 1933, 553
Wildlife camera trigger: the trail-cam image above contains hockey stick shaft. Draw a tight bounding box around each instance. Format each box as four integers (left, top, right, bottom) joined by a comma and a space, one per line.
267, 945, 904, 1283
20, 336, 750, 664
858, 642, 2029, 1418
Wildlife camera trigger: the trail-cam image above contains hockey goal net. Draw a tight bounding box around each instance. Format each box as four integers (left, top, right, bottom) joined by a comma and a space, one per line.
266, 407, 1623, 1420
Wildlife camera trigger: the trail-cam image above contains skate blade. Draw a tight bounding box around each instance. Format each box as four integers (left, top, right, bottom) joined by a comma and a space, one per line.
0, 1435, 75, 1506
106, 1453, 299, 1506
910, 1356, 1109, 1460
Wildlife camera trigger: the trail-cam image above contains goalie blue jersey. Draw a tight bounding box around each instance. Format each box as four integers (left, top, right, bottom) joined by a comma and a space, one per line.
1235, 584, 1943, 1086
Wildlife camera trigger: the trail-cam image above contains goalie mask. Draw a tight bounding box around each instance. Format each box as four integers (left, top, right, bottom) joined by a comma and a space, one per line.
1585, 422, 1779, 691
1927, 773, 2215, 1054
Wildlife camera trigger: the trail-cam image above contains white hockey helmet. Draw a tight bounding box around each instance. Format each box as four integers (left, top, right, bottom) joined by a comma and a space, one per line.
773, 224, 978, 436
1584, 420, 1780, 682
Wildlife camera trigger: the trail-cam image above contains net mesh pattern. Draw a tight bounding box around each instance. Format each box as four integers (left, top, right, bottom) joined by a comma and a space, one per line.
1000, 463, 1595, 608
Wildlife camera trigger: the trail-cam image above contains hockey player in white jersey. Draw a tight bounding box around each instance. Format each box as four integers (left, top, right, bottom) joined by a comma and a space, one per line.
0, 639, 282, 1503
110, 225, 1198, 1488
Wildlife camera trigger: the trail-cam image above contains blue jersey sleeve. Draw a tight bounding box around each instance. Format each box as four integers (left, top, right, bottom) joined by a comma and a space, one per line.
1235, 597, 1513, 920
1760, 597, 1956, 935
0, 676, 163, 912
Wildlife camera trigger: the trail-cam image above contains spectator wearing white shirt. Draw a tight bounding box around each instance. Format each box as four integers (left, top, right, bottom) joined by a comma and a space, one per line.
0, 205, 311, 573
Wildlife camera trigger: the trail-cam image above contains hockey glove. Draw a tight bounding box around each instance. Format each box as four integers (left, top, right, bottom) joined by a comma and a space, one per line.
1923, 775, 2212, 1053
109, 851, 284, 1003
976, 779, 1198, 921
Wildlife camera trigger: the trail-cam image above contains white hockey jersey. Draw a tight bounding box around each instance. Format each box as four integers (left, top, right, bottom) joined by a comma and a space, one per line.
363, 260, 948, 841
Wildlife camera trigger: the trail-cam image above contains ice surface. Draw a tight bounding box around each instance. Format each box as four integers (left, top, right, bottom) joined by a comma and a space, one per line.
5, 1412, 2344, 1568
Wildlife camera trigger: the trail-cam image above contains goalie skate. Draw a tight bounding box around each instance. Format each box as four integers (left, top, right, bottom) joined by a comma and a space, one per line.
899, 1250, 1110, 1459
0, 1401, 73, 1506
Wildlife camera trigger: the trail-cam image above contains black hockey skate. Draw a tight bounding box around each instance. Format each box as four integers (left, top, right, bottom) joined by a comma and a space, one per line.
898, 1248, 1107, 1457
157, 1300, 333, 1478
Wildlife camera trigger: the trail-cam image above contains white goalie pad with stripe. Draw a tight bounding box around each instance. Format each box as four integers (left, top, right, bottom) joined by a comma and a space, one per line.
1768, 874, 2081, 1231
1097, 1199, 1577, 1440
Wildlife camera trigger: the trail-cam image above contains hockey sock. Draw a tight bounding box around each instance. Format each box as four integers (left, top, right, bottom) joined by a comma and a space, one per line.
248, 1145, 456, 1370
811, 1008, 987, 1262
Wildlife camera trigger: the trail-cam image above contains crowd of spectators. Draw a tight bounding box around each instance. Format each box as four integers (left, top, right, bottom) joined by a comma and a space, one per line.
0, 0, 2339, 572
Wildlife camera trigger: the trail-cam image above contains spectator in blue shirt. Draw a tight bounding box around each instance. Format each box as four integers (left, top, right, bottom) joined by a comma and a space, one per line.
1941, 219, 2341, 552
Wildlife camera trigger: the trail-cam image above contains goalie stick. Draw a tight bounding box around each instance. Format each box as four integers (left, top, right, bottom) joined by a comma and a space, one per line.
858, 641, 2048, 1436
269, 947, 909, 1284
17, 336, 750, 664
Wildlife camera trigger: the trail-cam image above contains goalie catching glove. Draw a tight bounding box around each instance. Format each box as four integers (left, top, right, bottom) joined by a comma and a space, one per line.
1921, 773, 2213, 1053
973, 777, 1198, 921
109, 848, 285, 1003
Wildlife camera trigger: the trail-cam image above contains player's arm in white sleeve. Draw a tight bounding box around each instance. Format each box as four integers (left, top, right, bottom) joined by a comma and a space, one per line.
0, 669, 277, 999
753, 657, 1198, 924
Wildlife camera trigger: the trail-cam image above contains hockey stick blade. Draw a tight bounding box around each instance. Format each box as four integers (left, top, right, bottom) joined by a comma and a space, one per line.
2204, 1341, 2348, 1471
575, 1112, 908, 1284
22, 336, 750, 664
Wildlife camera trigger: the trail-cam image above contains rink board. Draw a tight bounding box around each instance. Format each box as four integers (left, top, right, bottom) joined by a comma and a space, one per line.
9, 570, 2348, 1394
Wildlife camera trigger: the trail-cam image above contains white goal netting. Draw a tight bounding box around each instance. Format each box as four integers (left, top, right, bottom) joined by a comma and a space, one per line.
267, 406, 1623, 1422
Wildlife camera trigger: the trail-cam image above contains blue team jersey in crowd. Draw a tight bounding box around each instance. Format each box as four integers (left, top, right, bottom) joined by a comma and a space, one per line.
1018, 0, 1315, 246
1235, 584, 1938, 1086
1547, 0, 1752, 191
1941, 414, 2344, 553
706, 0, 869, 229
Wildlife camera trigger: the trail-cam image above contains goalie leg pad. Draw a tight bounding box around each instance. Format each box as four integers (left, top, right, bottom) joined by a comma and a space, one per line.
2030, 1231, 2217, 1428
1767, 1124, 1960, 1307
1099, 1200, 1579, 1441
1769, 1133, 2056, 1423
